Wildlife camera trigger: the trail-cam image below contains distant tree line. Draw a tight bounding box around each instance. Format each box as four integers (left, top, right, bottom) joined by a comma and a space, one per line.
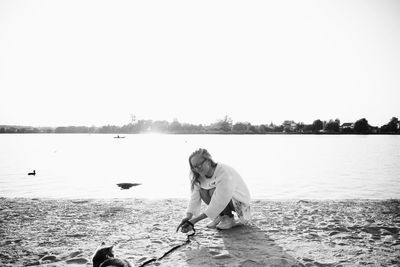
1, 116, 399, 134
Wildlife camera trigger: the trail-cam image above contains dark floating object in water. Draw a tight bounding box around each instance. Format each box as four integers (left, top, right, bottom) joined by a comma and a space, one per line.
28, 170, 36, 176
117, 183, 141, 190
114, 135, 125, 139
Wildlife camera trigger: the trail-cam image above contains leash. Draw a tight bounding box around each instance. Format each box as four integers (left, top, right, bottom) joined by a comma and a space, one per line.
138, 221, 195, 267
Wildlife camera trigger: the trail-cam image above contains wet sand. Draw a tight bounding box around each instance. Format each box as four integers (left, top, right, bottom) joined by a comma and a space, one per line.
0, 198, 399, 266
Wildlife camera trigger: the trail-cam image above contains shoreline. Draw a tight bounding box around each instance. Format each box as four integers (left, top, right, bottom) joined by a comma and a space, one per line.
3, 196, 399, 201
1, 132, 400, 135
1, 198, 399, 266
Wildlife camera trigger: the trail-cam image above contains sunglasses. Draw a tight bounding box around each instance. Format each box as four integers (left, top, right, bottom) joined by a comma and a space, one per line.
192, 157, 208, 171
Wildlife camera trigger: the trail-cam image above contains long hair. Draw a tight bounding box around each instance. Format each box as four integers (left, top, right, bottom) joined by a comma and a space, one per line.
189, 148, 217, 191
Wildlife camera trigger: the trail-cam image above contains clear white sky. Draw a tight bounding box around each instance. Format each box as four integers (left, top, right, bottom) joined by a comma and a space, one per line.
1, 0, 399, 127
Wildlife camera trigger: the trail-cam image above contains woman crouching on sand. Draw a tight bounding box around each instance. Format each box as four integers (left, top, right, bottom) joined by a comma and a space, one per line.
177, 148, 251, 232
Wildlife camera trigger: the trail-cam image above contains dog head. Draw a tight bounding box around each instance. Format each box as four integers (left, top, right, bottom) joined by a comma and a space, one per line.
92, 243, 114, 267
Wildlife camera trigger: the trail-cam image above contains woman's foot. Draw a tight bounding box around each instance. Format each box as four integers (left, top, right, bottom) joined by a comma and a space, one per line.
206, 215, 223, 229
216, 215, 236, 230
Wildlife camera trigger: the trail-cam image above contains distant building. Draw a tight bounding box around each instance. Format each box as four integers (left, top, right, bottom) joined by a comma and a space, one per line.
341, 122, 354, 129
282, 120, 297, 132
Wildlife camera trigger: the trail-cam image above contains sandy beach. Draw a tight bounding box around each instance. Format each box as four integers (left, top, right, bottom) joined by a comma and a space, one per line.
1, 198, 399, 267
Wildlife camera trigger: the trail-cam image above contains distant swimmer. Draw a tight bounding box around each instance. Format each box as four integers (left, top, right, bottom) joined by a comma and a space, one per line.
28, 170, 36, 176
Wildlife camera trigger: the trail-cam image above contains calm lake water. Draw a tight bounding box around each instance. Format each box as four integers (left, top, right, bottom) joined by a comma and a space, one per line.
0, 134, 399, 199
